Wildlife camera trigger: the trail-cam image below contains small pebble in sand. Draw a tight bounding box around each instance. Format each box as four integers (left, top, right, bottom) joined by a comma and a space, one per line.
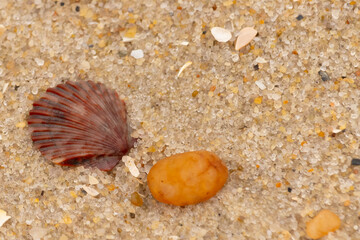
130, 192, 143, 207
318, 70, 330, 81
147, 150, 228, 206
16, 121, 26, 128
192, 90, 199, 97
296, 14, 304, 21
306, 209, 341, 239
254, 96, 262, 104
211, 27, 232, 42
235, 27, 257, 50
351, 158, 360, 166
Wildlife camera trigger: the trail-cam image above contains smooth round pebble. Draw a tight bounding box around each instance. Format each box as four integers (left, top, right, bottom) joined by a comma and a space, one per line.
211, 27, 232, 42
147, 150, 228, 206
306, 209, 341, 239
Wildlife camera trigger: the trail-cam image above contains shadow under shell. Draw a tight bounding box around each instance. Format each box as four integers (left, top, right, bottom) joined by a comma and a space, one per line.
28, 80, 136, 171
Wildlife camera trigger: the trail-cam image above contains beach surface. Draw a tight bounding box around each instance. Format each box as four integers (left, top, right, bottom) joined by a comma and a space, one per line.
0, 0, 360, 239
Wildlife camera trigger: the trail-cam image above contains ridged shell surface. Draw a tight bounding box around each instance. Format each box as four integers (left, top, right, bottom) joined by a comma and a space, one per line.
28, 80, 135, 171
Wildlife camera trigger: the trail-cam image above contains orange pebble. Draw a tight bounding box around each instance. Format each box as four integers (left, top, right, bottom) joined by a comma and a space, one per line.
147, 151, 228, 206
306, 209, 341, 239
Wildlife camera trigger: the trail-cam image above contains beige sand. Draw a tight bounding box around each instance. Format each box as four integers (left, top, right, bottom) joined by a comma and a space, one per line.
0, 0, 359, 239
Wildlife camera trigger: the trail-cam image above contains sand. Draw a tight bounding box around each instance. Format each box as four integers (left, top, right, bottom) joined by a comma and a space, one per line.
0, 0, 360, 239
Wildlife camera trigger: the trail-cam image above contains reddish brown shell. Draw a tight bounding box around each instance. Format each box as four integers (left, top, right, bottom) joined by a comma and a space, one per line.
28, 80, 135, 171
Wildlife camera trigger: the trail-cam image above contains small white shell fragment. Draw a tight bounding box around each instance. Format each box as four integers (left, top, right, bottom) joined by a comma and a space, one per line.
0, 24, 6, 36
35, 58, 44, 66
211, 27, 232, 42
82, 186, 99, 197
177, 61, 192, 77
255, 80, 266, 90
174, 40, 189, 46
88, 175, 99, 185
270, 93, 281, 100
122, 37, 135, 42
2, 82, 9, 93
235, 27, 257, 50
80, 60, 90, 71
122, 156, 140, 177
169, 236, 180, 240
100, 177, 111, 185
255, 57, 267, 63
0, 209, 11, 227
130, 49, 144, 59
332, 129, 342, 134
332, 9, 340, 20
29, 226, 48, 240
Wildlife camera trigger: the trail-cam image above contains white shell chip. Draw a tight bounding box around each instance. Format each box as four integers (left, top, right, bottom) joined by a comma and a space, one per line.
122, 156, 140, 177
211, 27, 232, 42
80, 60, 90, 71
0, 209, 11, 227
29, 226, 48, 240
332, 129, 342, 134
122, 37, 136, 42
130, 49, 144, 59
88, 175, 99, 185
35, 58, 44, 66
177, 61, 192, 77
235, 27, 257, 50
82, 186, 99, 197
255, 80, 266, 90
255, 57, 267, 63
2, 82, 9, 93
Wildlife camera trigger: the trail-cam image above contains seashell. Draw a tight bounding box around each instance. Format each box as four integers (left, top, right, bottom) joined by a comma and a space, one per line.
235, 27, 257, 51
210, 27, 232, 43
28, 80, 136, 171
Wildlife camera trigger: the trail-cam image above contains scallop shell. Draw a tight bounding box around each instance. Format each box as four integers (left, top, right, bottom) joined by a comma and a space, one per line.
28, 80, 135, 171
